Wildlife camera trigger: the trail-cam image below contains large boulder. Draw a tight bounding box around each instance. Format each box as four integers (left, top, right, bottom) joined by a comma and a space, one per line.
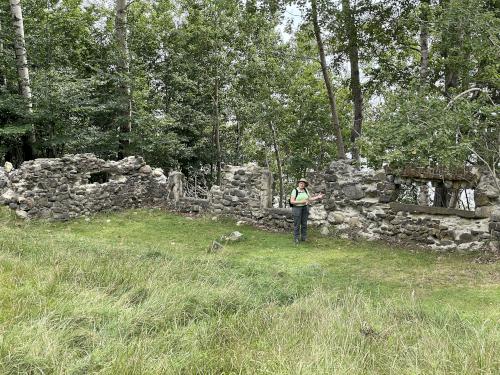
475, 172, 500, 207
4, 162, 13, 173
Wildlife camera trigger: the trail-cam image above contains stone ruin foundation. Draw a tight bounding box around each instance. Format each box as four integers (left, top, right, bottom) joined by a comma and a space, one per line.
0, 154, 177, 220
305, 161, 499, 252
1, 154, 499, 252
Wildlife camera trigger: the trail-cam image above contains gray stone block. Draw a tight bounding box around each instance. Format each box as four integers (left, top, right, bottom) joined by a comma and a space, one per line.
342, 184, 364, 200
490, 209, 500, 222
489, 222, 500, 231
458, 232, 474, 243
474, 192, 491, 207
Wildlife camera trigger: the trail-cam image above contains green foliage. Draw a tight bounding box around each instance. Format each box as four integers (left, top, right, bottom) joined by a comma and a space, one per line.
0, 0, 496, 189
0, 93, 31, 135
360, 89, 498, 169
431, 0, 500, 92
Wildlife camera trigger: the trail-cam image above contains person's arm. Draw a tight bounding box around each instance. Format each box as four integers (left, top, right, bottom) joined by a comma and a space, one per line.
291, 190, 310, 205
291, 193, 309, 205
309, 192, 325, 202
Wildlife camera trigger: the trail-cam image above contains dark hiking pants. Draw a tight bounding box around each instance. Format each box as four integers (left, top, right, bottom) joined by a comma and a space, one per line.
292, 205, 309, 242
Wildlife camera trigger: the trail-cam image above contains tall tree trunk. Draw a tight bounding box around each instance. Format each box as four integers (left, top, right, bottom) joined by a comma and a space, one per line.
444, 61, 459, 96
209, 163, 214, 188
433, 181, 451, 207
9, 0, 31, 109
9, 0, 34, 160
269, 122, 284, 208
311, 0, 346, 160
0, 16, 7, 87
439, 0, 459, 97
419, 0, 430, 85
342, 0, 363, 164
214, 77, 221, 186
235, 119, 242, 165
115, 0, 132, 159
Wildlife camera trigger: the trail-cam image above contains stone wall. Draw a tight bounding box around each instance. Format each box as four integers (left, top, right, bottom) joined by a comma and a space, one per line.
1, 154, 498, 251
0, 154, 171, 220
305, 161, 499, 251
490, 209, 500, 242
170, 163, 294, 230
196, 160, 499, 251
209, 164, 273, 219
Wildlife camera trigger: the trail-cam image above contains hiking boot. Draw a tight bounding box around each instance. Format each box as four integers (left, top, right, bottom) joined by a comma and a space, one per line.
294, 239, 299, 246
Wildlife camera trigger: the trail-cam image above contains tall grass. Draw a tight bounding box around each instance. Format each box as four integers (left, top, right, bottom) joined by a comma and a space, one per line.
0, 208, 498, 374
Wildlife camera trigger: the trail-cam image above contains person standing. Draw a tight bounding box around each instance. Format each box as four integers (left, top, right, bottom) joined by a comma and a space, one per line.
290, 178, 324, 245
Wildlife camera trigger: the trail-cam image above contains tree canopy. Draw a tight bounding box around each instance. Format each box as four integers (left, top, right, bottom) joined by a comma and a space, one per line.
0, 0, 498, 199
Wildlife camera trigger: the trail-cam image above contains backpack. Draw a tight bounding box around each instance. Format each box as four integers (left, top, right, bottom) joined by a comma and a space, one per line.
289, 188, 308, 207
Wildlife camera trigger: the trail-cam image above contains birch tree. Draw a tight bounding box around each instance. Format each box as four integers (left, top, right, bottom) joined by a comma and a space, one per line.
115, 0, 132, 159
0, 15, 6, 88
9, 0, 30, 110
9, 0, 34, 160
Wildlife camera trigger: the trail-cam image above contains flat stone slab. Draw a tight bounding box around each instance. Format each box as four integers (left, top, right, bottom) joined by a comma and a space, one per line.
389, 202, 479, 218
386, 166, 479, 184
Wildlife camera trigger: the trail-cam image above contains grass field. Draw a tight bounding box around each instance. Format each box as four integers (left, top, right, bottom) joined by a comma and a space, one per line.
0, 207, 498, 374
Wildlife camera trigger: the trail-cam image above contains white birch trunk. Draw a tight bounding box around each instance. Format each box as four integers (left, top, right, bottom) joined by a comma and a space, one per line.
9, 0, 32, 112
115, 0, 132, 158
0, 16, 7, 87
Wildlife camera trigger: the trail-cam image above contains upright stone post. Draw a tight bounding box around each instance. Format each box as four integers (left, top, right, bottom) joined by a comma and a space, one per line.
489, 209, 500, 250
260, 169, 273, 209
475, 170, 500, 218
417, 183, 430, 206
167, 171, 184, 202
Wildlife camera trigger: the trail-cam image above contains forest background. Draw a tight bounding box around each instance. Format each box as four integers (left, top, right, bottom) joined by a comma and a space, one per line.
0, 0, 498, 207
